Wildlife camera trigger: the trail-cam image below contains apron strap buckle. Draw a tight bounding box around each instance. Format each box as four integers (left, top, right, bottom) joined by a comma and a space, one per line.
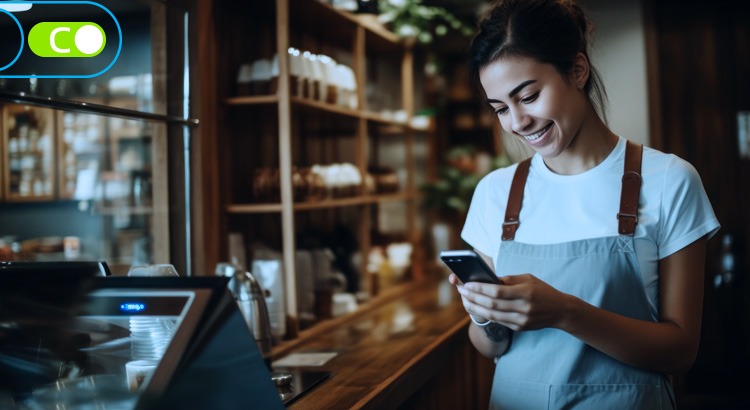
617, 212, 638, 235
502, 220, 520, 241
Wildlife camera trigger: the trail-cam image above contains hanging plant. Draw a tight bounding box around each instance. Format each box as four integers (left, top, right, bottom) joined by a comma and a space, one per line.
377, 0, 474, 44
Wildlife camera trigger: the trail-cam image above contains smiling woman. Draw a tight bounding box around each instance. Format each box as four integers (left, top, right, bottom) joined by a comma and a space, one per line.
448, 0, 721, 409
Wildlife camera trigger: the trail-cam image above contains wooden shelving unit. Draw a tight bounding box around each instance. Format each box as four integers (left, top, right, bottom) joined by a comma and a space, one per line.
205, 0, 430, 340
1, 105, 57, 202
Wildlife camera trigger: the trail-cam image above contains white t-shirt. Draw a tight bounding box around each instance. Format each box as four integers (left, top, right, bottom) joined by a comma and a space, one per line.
461, 136, 720, 315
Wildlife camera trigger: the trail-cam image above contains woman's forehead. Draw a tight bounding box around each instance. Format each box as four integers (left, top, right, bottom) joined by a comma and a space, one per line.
480, 56, 558, 92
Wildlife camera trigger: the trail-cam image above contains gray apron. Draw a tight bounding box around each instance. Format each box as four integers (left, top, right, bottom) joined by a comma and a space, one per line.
489, 141, 676, 409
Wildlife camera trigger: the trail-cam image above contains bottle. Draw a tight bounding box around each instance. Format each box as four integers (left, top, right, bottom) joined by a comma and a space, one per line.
251, 259, 286, 341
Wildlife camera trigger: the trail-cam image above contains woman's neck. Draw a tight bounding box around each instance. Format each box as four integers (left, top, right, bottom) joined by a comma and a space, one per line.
543, 112, 618, 175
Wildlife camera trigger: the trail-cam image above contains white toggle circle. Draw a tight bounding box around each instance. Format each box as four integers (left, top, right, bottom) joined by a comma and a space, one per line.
75, 25, 104, 55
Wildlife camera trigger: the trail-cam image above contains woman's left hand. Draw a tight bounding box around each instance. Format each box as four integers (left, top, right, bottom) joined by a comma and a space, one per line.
457, 273, 572, 331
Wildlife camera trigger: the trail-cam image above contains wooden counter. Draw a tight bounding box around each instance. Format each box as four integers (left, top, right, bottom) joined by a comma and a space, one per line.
273, 276, 495, 409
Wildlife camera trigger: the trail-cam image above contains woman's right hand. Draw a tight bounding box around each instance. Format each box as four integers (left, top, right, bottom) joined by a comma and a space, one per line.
448, 273, 489, 322
448, 273, 512, 358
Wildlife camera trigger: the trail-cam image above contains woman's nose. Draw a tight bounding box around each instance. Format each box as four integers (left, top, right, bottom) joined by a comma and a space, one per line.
510, 109, 532, 134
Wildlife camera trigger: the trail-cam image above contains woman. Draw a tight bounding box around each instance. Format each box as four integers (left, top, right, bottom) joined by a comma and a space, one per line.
449, 0, 721, 408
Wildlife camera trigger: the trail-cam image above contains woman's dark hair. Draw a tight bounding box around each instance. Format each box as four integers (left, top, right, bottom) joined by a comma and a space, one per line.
469, 0, 608, 121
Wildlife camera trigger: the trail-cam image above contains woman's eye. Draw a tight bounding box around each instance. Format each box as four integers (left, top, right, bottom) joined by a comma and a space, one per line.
495, 106, 508, 115
521, 92, 539, 104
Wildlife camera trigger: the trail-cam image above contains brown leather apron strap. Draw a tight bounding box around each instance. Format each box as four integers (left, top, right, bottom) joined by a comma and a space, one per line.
502, 158, 532, 241
501, 140, 642, 240
618, 140, 643, 235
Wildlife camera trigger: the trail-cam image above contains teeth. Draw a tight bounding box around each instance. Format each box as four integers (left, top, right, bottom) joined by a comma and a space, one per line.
523, 123, 551, 141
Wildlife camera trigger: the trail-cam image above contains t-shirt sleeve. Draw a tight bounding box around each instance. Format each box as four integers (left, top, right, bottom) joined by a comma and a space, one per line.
460, 170, 507, 260
657, 155, 721, 259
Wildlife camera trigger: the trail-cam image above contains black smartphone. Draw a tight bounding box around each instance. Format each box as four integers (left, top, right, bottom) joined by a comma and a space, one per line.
439, 250, 501, 284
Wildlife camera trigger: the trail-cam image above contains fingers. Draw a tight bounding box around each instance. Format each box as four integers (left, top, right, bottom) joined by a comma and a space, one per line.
462, 281, 511, 299
497, 273, 534, 286
457, 285, 522, 313
463, 298, 525, 331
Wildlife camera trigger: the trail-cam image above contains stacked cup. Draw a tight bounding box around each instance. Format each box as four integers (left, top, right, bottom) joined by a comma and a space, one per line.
129, 317, 175, 361
126, 317, 174, 391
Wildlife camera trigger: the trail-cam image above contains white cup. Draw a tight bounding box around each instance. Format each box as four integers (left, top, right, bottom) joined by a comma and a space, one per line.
127, 264, 179, 277
125, 360, 158, 392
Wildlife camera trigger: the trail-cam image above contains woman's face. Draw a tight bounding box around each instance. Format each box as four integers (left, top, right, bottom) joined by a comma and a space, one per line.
479, 55, 588, 160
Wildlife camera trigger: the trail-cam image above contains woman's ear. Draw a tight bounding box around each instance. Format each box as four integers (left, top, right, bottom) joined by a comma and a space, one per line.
570, 52, 590, 88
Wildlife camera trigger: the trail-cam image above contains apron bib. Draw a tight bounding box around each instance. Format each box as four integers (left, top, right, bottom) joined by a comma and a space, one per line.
488, 141, 676, 409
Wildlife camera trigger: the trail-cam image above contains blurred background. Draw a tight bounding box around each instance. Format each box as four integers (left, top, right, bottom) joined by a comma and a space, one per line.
0, 1, 748, 407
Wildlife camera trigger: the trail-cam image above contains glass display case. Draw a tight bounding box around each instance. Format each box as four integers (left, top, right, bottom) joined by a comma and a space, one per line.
58, 108, 159, 269
0, 0, 196, 275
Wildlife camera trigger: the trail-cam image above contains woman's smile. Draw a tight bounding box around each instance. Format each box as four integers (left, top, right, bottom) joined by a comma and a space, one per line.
520, 122, 553, 145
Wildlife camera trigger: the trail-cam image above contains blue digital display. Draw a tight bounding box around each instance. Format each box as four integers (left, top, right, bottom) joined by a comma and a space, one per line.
119, 302, 145, 312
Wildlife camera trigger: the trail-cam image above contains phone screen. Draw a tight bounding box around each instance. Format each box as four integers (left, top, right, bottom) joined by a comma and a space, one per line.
440, 250, 500, 284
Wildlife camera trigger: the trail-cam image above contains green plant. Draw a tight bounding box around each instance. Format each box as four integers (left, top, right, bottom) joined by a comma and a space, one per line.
421, 145, 510, 218
378, 0, 474, 44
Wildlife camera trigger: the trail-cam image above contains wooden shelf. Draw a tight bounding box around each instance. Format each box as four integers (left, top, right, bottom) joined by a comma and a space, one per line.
225, 95, 279, 105
358, 15, 401, 46
225, 94, 416, 129
363, 110, 408, 125
226, 191, 416, 214
291, 96, 361, 119
370, 191, 416, 203
294, 0, 402, 46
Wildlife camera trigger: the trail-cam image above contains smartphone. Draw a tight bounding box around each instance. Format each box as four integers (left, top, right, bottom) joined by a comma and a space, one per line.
439, 250, 501, 284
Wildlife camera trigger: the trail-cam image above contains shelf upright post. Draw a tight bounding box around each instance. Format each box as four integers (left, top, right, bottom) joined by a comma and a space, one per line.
401, 41, 423, 280
354, 25, 372, 290
275, 0, 299, 338
402, 43, 415, 196
151, 2, 170, 270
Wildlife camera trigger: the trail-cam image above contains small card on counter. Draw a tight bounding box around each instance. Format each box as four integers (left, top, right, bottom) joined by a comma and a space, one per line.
272, 352, 338, 367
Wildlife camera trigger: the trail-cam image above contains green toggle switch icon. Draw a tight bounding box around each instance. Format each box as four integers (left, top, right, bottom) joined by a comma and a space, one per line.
28, 22, 106, 57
